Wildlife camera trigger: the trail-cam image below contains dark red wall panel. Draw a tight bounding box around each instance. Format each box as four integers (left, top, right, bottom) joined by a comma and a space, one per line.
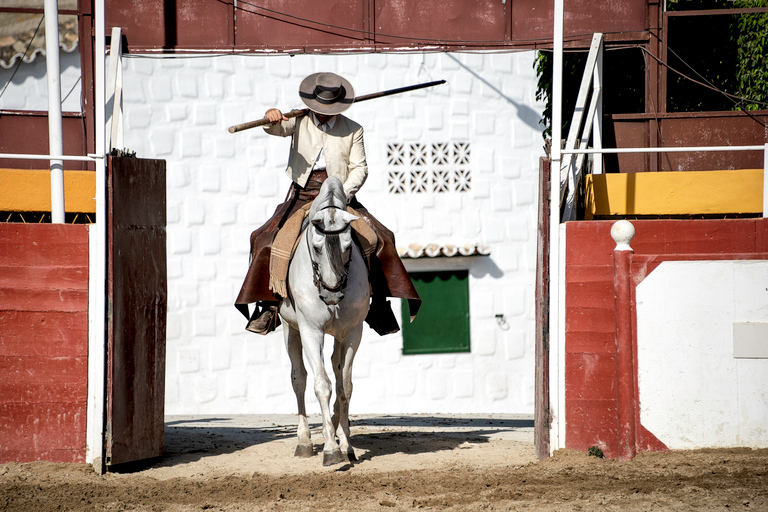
608, 112, 768, 173
0, 311, 88, 358
235, 0, 367, 49
512, 0, 646, 42
104, 0, 650, 52
375, 0, 507, 46
106, 0, 234, 49
0, 115, 89, 170
0, 224, 89, 464
0, 403, 86, 463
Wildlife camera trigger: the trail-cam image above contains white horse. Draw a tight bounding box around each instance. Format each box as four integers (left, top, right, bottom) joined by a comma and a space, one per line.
278, 177, 371, 466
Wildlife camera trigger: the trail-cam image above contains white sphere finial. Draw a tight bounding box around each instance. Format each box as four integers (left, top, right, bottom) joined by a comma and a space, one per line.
611, 220, 635, 251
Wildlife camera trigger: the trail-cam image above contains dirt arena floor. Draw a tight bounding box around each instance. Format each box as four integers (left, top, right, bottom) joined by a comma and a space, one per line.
1, 414, 767, 511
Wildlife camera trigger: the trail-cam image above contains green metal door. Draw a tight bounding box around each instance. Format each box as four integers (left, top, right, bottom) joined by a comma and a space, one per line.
401, 270, 470, 354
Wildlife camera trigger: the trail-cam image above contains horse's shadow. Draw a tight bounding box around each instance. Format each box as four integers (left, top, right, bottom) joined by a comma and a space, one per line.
109, 417, 297, 473
344, 415, 533, 465
108, 415, 533, 473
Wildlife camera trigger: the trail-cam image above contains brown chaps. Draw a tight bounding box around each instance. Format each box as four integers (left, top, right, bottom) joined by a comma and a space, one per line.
234, 171, 421, 322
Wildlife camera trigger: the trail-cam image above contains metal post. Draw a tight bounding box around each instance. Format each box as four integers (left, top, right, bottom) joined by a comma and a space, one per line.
548, 0, 565, 455
44, 0, 64, 223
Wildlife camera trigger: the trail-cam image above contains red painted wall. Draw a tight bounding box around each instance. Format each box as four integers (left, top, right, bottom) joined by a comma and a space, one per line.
0, 224, 89, 463
565, 218, 768, 458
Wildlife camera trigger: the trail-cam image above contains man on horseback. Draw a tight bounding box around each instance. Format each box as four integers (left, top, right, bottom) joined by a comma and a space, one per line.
235, 72, 421, 336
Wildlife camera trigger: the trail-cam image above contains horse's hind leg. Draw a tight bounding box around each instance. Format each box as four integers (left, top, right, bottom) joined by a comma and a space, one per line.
332, 324, 363, 462
284, 325, 313, 458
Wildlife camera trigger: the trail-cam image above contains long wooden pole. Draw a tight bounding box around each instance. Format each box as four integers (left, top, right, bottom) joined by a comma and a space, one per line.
227, 80, 446, 134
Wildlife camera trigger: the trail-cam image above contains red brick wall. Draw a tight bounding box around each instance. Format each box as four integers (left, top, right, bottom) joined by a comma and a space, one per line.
565, 218, 768, 458
0, 224, 89, 463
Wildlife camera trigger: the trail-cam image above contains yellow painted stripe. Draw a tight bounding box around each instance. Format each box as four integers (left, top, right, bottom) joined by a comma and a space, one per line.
584, 169, 764, 218
0, 169, 96, 213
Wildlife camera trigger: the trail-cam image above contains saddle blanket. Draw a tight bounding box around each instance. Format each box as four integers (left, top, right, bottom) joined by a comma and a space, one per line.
269, 203, 378, 298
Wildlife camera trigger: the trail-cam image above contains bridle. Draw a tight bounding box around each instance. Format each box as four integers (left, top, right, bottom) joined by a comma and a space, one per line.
307, 208, 352, 297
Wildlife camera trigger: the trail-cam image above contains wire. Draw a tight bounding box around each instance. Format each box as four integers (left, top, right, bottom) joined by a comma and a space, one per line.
61, 74, 81, 104
641, 50, 674, 171
640, 46, 768, 109
0, 14, 44, 101
667, 45, 768, 109
639, 47, 768, 129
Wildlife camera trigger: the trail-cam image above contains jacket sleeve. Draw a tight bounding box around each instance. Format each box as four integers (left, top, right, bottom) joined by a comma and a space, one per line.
343, 125, 368, 198
262, 116, 297, 137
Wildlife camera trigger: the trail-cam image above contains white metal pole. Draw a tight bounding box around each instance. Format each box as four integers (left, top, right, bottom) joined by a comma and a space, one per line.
549, 0, 565, 455
86, 0, 107, 470
43, 0, 64, 223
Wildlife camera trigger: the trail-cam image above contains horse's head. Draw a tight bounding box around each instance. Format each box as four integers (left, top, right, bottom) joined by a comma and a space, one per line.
306, 178, 359, 305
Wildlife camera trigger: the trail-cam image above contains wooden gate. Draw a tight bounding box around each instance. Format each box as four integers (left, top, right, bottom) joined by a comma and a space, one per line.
105, 156, 167, 467
534, 158, 551, 459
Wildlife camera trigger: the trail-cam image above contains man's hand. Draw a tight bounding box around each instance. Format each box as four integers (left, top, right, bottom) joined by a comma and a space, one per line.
265, 108, 289, 125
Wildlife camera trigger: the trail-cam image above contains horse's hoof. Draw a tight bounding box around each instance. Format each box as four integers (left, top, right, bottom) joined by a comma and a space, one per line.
294, 444, 314, 458
344, 448, 357, 463
322, 449, 345, 466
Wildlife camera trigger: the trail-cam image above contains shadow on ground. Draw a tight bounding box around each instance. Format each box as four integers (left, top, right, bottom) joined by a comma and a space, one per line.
109, 415, 533, 473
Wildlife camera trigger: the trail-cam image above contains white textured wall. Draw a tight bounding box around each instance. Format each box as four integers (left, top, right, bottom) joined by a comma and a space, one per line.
637, 260, 768, 449
119, 51, 544, 415
0, 49, 82, 112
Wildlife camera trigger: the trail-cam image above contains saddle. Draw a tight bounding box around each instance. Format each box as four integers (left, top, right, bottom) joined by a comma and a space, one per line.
268, 201, 377, 299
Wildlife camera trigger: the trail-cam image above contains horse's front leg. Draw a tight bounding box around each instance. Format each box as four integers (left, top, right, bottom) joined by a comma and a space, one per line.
283, 324, 313, 458
332, 323, 363, 462
299, 322, 344, 466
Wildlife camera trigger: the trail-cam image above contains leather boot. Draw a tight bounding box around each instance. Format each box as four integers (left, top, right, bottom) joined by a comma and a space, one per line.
246, 302, 281, 335
365, 299, 400, 336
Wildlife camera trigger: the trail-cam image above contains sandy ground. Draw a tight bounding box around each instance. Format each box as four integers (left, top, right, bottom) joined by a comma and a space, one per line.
1, 414, 767, 511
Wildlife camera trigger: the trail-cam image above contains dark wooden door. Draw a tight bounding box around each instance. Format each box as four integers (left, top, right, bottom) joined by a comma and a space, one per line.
534, 157, 551, 460
105, 156, 167, 466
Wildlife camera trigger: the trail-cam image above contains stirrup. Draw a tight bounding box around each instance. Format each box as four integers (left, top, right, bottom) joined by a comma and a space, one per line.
246, 305, 281, 335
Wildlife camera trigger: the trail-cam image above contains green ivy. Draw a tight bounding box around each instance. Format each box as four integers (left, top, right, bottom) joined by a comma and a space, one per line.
734, 1, 768, 110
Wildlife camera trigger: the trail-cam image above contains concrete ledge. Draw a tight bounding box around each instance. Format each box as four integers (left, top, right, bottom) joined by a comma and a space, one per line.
0, 168, 96, 213
585, 169, 764, 218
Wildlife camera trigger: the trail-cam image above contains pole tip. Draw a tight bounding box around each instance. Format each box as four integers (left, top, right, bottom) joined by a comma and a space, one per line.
228, 126, 237, 134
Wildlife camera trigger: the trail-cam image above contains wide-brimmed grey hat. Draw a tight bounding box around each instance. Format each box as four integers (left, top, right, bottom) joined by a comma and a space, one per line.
299, 72, 355, 115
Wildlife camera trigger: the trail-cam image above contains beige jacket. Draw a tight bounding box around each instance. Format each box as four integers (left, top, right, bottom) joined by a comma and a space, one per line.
263, 113, 368, 197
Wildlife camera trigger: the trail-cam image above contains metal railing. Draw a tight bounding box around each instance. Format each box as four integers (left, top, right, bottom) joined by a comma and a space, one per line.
558, 32, 768, 221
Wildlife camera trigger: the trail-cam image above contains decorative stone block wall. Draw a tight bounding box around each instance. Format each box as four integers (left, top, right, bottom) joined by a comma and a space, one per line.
119, 51, 545, 415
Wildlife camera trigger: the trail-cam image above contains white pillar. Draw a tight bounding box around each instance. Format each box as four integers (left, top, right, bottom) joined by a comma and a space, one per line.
548, 0, 565, 455
44, 0, 64, 223
86, 0, 107, 471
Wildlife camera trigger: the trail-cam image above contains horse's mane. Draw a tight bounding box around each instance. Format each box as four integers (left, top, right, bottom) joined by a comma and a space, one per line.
323, 232, 348, 281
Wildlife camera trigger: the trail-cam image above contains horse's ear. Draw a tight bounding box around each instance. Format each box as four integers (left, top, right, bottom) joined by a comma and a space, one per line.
340, 211, 359, 224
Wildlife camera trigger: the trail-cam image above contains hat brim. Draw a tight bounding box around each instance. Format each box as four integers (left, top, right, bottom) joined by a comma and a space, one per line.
299, 73, 355, 115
